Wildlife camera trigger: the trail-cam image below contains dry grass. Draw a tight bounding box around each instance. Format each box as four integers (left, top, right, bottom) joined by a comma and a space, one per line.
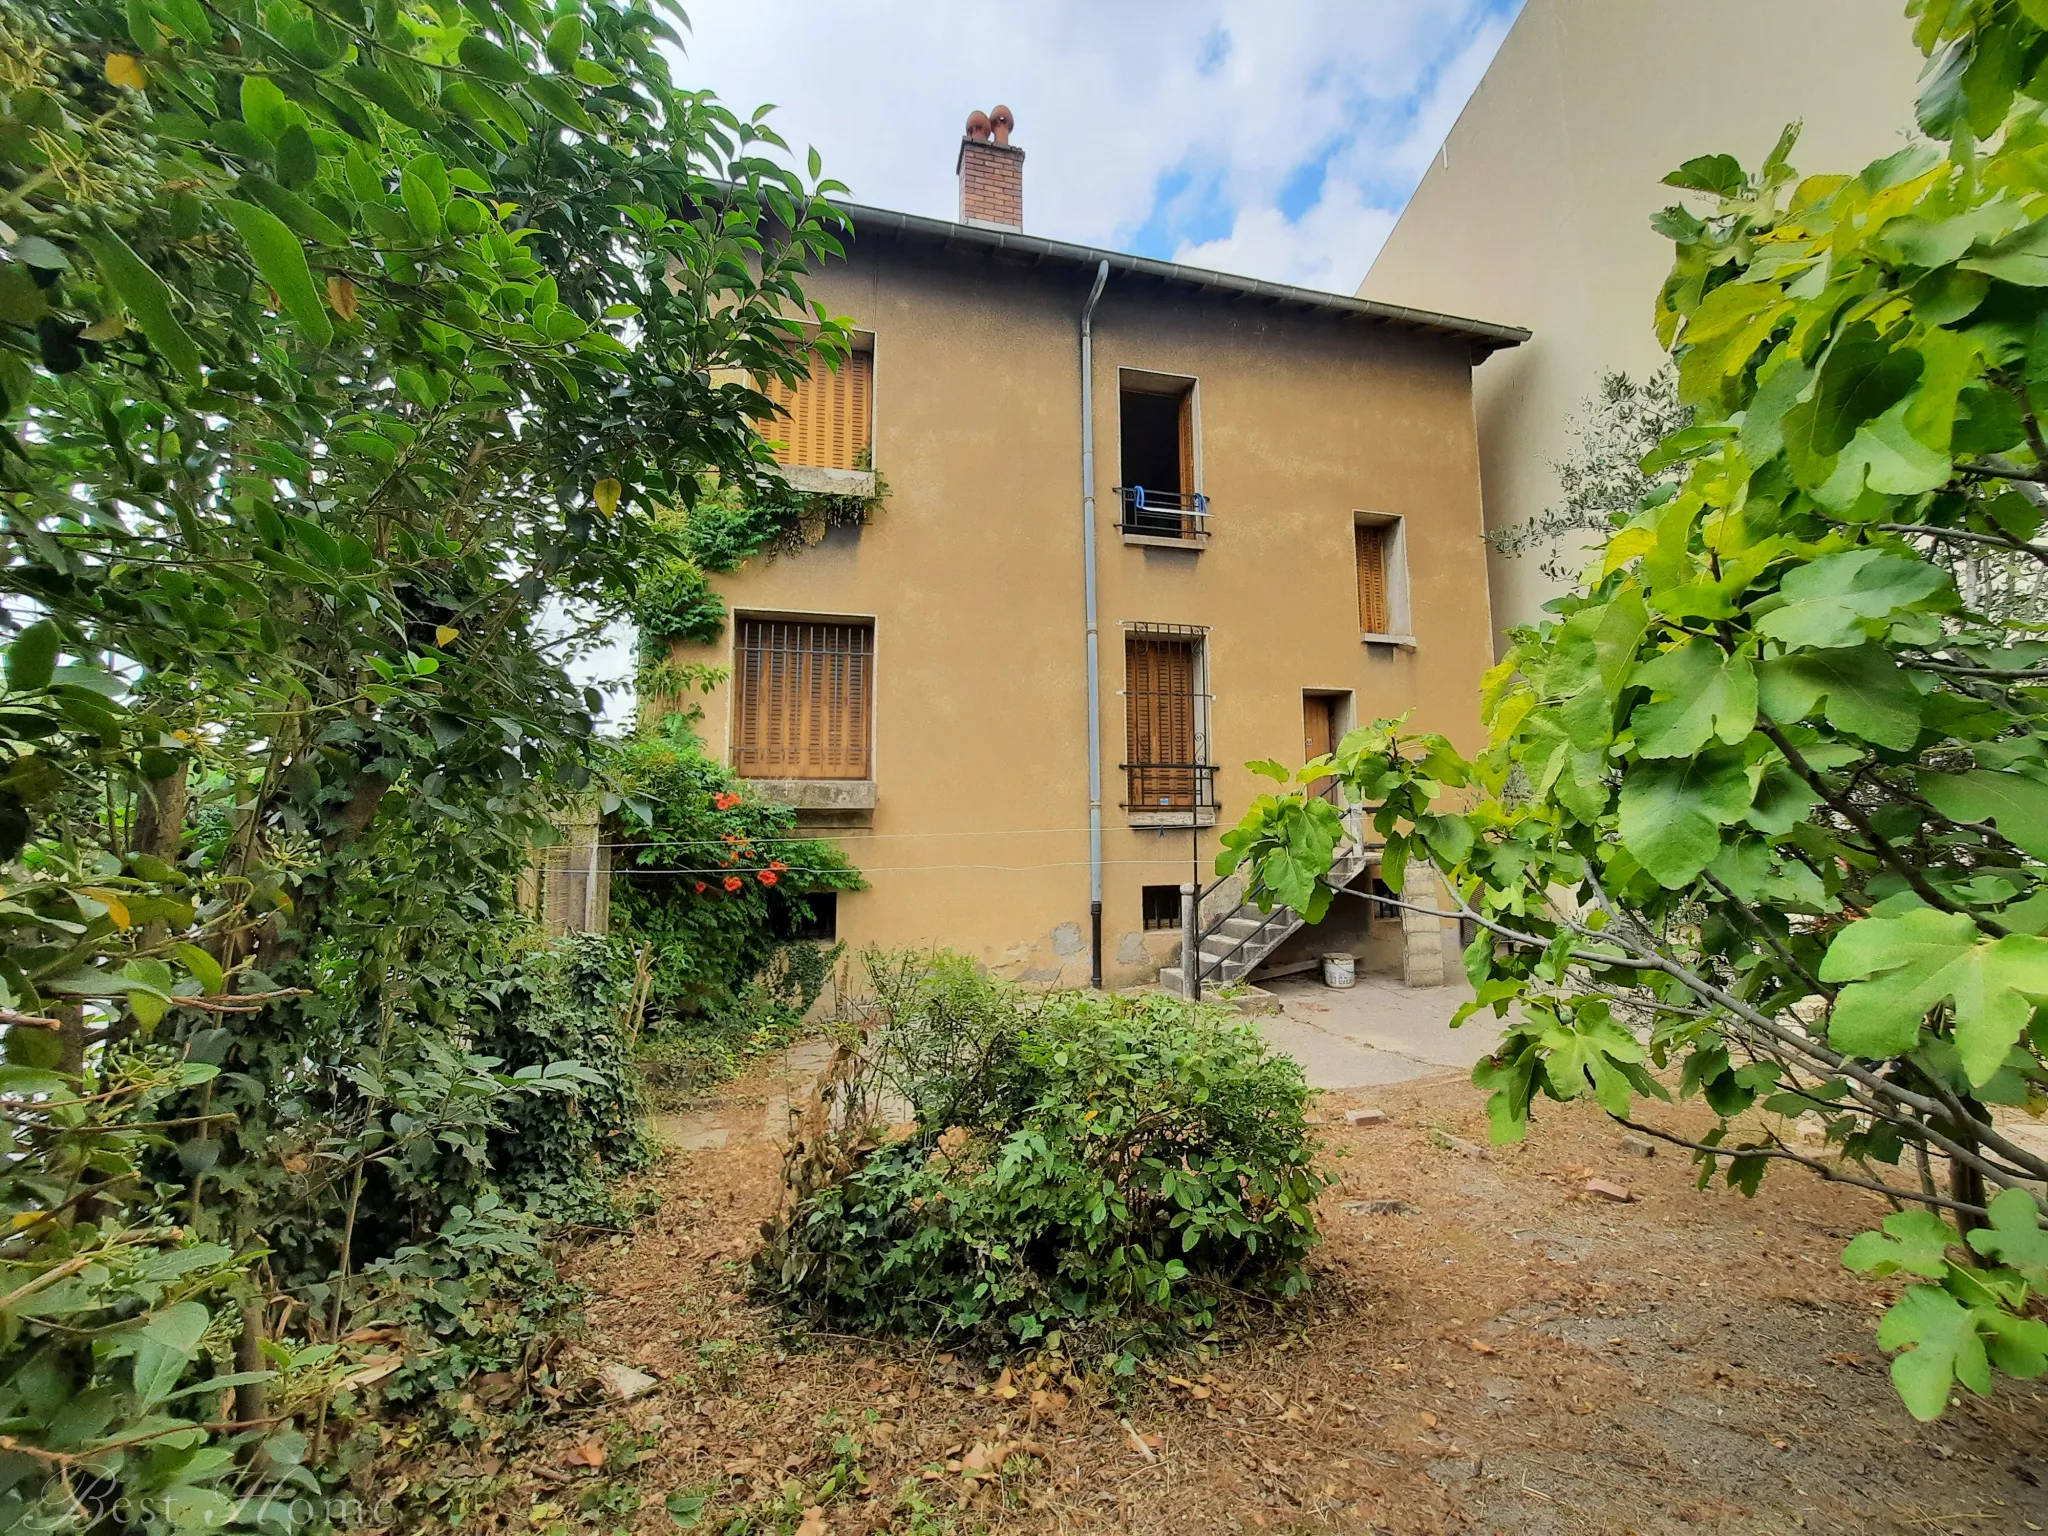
407, 1047, 2048, 1536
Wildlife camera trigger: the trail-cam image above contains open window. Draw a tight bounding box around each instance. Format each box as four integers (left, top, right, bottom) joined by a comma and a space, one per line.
733, 617, 874, 780
1354, 512, 1412, 644
1116, 371, 1207, 545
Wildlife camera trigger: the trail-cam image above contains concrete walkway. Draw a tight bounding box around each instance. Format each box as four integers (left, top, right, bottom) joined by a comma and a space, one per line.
1254, 971, 1504, 1089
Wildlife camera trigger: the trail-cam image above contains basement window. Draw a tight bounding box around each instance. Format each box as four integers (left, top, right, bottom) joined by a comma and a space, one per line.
1141, 884, 1183, 931
1116, 371, 1208, 544
787, 891, 838, 942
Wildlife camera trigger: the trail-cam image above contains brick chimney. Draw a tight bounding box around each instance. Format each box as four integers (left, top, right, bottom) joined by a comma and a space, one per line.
957, 105, 1023, 229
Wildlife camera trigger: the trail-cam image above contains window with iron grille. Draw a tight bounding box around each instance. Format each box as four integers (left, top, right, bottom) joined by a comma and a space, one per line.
734, 618, 874, 780
1141, 884, 1182, 931
1122, 626, 1215, 812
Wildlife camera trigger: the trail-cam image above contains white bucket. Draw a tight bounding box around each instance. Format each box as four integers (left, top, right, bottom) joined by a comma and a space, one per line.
1321, 952, 1357, 988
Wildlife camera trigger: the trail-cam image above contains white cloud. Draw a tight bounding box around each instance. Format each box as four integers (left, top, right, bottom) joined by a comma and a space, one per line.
668, 0, 1523, 292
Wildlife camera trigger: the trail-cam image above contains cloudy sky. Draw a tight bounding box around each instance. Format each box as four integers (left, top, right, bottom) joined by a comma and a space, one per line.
671, 0, 1525, 294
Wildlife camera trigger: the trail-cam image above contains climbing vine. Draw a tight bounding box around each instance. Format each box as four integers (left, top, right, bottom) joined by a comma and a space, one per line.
631, 458, 889, 679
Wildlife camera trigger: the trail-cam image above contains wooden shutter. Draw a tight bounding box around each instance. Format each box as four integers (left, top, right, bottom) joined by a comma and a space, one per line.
1356, 524, 1391, 634
734, 619, 874, 779
758, 350, 873, 470
1125, 634, 1198, 808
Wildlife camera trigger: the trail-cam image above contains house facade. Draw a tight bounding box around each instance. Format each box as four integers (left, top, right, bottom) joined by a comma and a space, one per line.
1359, 0, 1922, 646
661, 115, 1526, 991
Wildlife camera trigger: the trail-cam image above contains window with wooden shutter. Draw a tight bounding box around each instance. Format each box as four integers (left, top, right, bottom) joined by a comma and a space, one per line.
734, 618, 874, 780
757, 349, 873, 470
1124, 631, 1204, 809
1355, 523, 1391, 634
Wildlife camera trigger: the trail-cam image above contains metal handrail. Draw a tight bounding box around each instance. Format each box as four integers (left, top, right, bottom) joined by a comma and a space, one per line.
1191, 813, 1375, 982
1114, 486, 1212, 539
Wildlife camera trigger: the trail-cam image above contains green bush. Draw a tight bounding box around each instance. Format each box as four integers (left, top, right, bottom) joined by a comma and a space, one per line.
607, 718, 862, 1100
757, 954, 1328, 1358
471, 933, 653, 1223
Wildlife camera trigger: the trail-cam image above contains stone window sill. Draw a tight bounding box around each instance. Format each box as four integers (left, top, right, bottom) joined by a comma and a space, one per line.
773, 465, 876, 497
1121, 532, 1209, 551
1361, 632, 1417, 649
1127, 808, 1218, 830
743, 778, 876, 813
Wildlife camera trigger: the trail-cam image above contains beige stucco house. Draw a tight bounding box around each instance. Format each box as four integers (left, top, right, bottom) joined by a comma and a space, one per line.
1361, 0, 1923, 647
661, 114, 1526, 991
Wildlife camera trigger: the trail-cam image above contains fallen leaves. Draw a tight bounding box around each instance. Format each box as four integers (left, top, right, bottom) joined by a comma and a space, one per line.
563, 1440, 605, 1469
1121, 1418, 1161, 1462
337, 1354, 405, 1390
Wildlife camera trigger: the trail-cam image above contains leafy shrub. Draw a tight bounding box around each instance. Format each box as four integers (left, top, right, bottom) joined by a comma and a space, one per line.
471, 934, 653, 1223
607, 718, 861, 1099
635, 557, 730, 651
757, 954, 1328, 1357
352, 1193, 586, 1407
637, 938, 845, 1100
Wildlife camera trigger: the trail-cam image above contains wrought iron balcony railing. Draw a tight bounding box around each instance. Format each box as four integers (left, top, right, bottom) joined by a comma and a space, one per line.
1115, 486, 1211, 543
1120, 761, 1220, 817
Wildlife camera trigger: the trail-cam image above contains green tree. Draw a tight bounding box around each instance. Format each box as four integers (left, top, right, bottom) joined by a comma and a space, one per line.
1488, 368, 1693, 583
1222, 0, 2048, 1422
0, 0, 851, 1520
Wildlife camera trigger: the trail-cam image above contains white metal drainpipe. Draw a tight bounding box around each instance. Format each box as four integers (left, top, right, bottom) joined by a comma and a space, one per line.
1080, 258, 1111, 989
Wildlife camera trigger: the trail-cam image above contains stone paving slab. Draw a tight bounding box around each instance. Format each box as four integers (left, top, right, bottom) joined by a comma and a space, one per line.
1257, 970, 1502, 1089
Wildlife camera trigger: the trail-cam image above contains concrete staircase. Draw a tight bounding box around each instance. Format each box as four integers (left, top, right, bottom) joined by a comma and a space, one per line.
1157, 832, 1373, 996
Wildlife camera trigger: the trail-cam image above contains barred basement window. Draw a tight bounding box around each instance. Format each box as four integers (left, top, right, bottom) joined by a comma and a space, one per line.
1141, 884, 1182, 931
734, 618, 874, 780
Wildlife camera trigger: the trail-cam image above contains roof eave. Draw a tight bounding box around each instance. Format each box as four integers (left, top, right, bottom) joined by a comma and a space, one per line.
836, 200, 1531, 359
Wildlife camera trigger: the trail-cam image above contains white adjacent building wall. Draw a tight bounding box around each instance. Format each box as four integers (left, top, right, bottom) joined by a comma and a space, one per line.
1361, 0, 1924, 648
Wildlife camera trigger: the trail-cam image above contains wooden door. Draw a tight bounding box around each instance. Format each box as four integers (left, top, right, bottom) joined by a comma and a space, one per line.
1304, 695, 1336, 801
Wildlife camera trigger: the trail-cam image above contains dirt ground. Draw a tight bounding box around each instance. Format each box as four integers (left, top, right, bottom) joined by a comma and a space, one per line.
442, 1047, 2048, 1536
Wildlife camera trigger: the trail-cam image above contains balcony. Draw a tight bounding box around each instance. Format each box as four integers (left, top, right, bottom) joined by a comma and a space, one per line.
1115, 486, 1211, 548
1121, 761, 1221, 828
